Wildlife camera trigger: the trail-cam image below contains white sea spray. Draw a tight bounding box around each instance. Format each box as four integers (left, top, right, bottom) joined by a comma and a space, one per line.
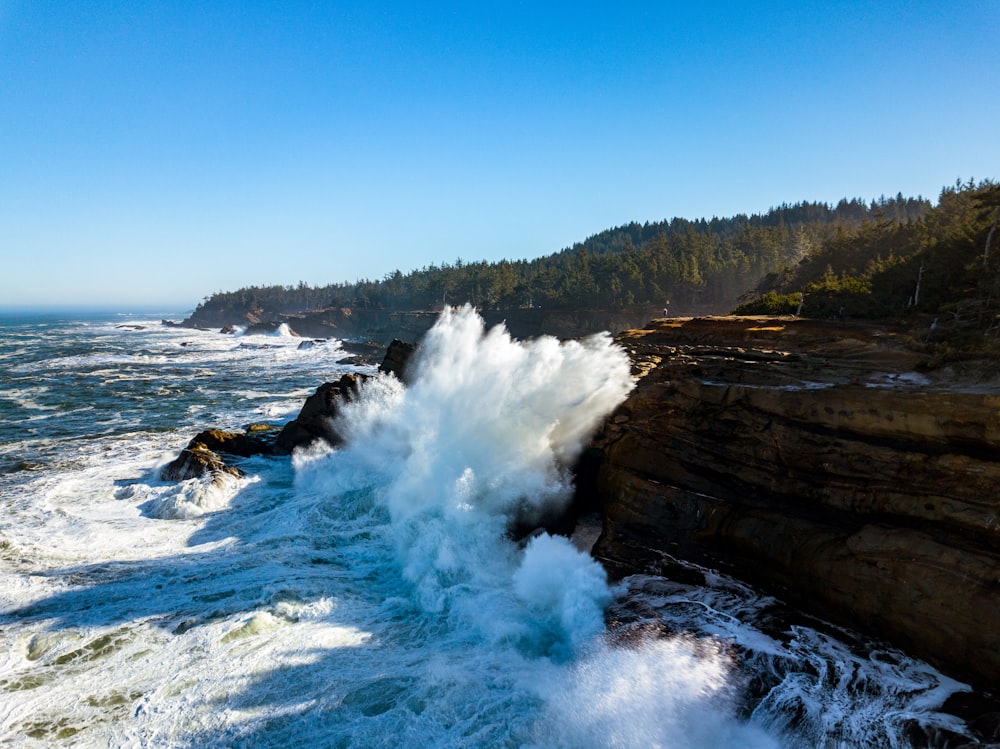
0, 309, 978, 748
290, 306, 789, 746
528, 637, 779, 749
296, 305, 634, 654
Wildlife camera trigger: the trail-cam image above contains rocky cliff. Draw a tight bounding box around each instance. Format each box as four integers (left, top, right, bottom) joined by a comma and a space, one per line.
588, 316, 1000, 688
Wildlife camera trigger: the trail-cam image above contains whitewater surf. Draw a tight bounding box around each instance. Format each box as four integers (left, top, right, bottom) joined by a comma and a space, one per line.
0, 306, 979, 747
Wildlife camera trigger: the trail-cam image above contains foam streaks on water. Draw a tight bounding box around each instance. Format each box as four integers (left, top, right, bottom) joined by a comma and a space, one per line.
0, 308, 981, 747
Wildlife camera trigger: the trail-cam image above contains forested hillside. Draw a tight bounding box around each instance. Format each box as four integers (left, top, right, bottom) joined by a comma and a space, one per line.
734, 179, 1000, 338
189, 194, 929, 321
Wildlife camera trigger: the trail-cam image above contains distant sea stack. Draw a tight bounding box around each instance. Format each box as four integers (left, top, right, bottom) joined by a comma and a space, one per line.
586, 316, 1000, 688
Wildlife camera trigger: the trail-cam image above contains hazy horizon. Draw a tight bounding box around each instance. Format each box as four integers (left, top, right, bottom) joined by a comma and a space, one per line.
0, 303, 195, 317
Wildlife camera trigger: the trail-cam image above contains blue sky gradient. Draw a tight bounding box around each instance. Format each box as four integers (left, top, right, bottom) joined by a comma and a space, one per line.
2, 1, 998, 308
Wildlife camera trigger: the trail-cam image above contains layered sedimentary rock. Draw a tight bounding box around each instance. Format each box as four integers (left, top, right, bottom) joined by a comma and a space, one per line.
589, 316, 1000, 687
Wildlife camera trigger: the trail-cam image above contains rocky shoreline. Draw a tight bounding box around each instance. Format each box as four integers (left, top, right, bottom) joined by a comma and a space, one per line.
162, 314, 1000, 700
174, 304, 653, 343
159, 340, 419, 483
587, 316, 1000, 693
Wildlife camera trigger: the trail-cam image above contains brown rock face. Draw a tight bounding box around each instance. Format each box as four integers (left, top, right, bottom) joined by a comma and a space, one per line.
274, 373, 369, 453
160, 429, 273, 484
160, 442, 243, 484
378, 339, 418, 382
590, 316, 1000, 687
188, 429, 273, 457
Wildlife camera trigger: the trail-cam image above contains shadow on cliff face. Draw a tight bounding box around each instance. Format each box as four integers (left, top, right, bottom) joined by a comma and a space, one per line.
589, 316, 1000, 694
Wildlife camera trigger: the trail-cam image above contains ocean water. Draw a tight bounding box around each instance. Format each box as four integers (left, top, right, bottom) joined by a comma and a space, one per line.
0, 305, 981, 747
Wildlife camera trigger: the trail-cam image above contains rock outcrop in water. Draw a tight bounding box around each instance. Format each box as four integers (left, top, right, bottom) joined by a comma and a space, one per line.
159, 427, 282, 482
160, 438, 247, 484
273, 373, 368, 453
162, 341, 421, 475
188, 428, 274, 457
378, 339, 419, 382
273, 345, 419, 453
588, 316, 1000, 688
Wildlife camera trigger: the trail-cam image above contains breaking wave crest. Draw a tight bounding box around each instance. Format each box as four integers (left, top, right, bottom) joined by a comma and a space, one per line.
296, 305, 634, 655
2, 308, 975, 747
292, 305, 783, 746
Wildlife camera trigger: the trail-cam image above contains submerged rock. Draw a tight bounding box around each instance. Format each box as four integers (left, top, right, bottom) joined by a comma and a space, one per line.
589, 315, 1000, 688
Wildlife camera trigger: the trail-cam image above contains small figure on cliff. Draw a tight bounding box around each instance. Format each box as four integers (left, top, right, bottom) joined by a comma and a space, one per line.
663, 301, 670, 318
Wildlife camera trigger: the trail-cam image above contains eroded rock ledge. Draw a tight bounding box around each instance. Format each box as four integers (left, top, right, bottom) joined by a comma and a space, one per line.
589, 316, 1000, 688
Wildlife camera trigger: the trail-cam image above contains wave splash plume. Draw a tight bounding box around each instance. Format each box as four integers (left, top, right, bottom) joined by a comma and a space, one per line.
298, 305, 634, 654
4, 309, 965, 747
295, 305, 779, 746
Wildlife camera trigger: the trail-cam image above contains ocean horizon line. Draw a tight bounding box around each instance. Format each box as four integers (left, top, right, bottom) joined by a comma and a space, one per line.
0, 303, 194, 318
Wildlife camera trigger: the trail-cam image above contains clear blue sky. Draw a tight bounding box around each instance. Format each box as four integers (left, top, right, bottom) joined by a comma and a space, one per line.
2, 1, 997, 309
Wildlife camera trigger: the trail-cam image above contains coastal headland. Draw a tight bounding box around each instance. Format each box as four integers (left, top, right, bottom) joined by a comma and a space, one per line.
587, 315, 1000, 690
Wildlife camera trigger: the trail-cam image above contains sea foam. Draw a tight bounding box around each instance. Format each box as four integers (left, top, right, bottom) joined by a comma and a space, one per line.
292, 306, 790, 746
3, 308, 969, 747
296, 305, 634, 656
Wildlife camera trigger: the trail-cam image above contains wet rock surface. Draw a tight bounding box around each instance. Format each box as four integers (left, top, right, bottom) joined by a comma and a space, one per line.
378, 339, 418, 382
162, 338, 421, 477
160, 442, 244, 484
273, 373, 368, 453
187, 428, 274, 458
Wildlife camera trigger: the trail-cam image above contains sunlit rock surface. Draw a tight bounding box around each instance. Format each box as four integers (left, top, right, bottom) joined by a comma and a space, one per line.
590, 316, 1000, 687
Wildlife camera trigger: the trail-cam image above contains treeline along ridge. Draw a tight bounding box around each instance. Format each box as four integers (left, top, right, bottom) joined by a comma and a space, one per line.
191, 180, 999, 335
